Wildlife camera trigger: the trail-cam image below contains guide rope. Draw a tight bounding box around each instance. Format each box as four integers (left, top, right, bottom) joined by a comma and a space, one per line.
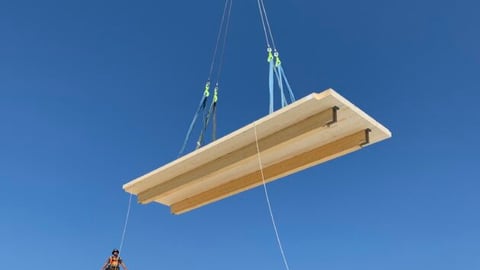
253, 123, 291, 270
118, 193, 133, 254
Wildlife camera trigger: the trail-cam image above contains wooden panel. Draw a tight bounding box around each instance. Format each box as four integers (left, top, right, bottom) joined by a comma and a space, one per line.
138, 107, 337, 203
122, 89, 392, 215
123, 90, 341, 195
170, 129, 369, 214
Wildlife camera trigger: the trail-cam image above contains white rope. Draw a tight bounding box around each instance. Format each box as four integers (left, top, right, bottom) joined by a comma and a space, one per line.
257, 0, 277, 50
208, 0, 232, 81
214, 0, 233, 84
253, 123, 290, 270
257, 0, 270, 48
119, 193, 133, 253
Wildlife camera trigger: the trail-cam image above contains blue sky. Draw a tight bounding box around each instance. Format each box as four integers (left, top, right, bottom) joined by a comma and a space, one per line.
1, 0, 479, 269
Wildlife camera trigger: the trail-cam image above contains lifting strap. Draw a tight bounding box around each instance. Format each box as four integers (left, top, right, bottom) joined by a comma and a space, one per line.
196, 85, 218, 149
268, 49, 295, 113
178, 0, 232, 156
258, 0, 296, 114
178, 82, 210, 156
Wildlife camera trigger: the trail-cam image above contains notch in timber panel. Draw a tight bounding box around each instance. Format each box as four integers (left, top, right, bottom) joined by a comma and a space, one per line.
361, 129, 371, 146
171, 129, 370, 215
137, 107, 338, 204
327, 106, 339, 127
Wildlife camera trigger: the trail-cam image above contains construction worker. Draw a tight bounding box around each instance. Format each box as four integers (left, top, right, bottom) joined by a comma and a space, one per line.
101, 249, 128, 270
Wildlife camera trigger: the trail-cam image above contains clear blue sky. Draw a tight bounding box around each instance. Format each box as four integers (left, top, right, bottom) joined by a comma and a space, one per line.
1, 0, 479, 269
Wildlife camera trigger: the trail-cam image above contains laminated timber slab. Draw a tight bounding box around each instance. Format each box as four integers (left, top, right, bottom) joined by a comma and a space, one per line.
137, 107, 337, 204
123, 88, 392, 214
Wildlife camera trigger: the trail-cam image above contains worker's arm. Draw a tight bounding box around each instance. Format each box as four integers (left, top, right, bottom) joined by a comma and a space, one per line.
120, 262, 128, 270
101, 258, 109, 270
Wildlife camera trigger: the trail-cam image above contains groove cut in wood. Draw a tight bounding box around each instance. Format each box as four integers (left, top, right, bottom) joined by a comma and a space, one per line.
171, 129, 369, 214
123, 89, 392, 214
